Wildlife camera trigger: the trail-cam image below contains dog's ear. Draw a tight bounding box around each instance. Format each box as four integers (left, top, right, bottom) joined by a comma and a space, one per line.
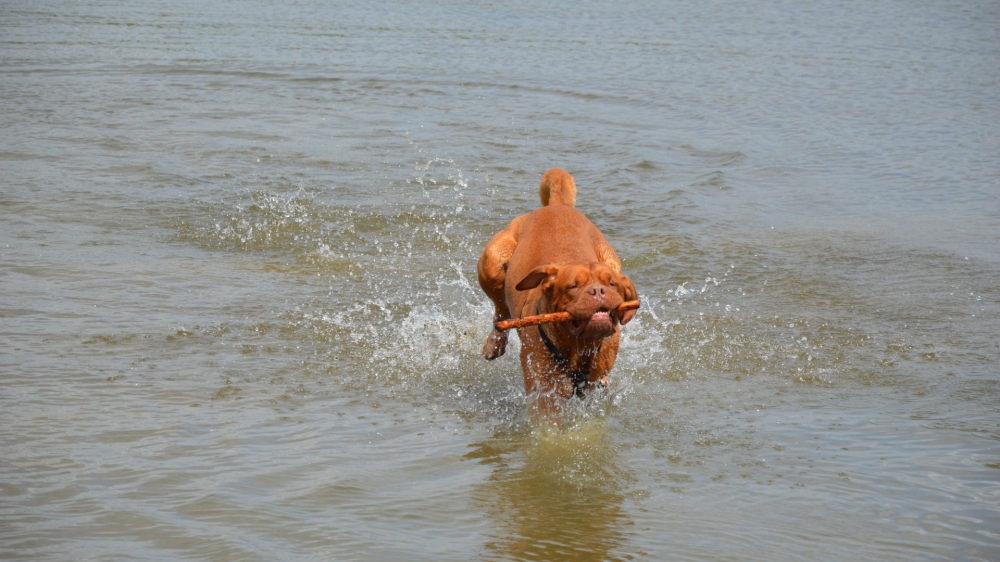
618, 275, 638, 325
515, 265, 560, 291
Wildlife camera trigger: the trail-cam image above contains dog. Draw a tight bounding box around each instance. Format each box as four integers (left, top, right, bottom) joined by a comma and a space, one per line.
478, 168, 637, 416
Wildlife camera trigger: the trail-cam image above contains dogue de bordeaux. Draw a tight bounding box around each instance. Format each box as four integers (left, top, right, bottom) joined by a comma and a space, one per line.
478, 168, 637, 416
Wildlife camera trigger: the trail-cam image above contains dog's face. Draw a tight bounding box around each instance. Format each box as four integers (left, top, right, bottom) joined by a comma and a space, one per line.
516, 262, 637, 338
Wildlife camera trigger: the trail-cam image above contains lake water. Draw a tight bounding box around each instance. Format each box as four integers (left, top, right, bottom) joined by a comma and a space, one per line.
2, 0, 999, 560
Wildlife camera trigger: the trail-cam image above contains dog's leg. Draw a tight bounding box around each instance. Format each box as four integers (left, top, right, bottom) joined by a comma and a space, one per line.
477, 226, 519, 359
588, 332, 620, 390
521, 343, 576, 423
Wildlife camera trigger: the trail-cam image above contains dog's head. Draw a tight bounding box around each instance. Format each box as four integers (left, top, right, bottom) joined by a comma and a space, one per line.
515, 262, 637, 338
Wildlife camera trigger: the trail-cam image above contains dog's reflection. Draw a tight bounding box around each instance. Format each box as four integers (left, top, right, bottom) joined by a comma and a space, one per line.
466, 419, 633, 561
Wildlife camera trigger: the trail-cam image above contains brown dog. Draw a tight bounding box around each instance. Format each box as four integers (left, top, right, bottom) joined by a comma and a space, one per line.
478, 169, 637, 415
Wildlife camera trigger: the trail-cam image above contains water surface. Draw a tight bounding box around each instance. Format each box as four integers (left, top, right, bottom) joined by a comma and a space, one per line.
2, 0, 999, 560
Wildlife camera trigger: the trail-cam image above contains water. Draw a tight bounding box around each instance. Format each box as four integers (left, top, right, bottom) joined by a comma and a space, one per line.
2, 0, 999, 560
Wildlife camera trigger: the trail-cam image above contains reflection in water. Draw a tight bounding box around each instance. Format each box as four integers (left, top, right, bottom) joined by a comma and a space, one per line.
468, 418, 634, 561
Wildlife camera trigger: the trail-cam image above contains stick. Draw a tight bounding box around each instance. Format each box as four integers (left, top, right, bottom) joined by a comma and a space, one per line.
494, 300, 640, 331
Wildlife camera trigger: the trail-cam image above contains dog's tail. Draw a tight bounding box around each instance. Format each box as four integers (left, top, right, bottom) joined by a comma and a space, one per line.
539, 168, 577, 207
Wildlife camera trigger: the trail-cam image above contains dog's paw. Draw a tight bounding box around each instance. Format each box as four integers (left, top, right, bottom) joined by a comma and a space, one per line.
483, 328, 508, 360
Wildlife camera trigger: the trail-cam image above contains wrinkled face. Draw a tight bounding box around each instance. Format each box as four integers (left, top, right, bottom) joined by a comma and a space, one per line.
516, 262, 636, 339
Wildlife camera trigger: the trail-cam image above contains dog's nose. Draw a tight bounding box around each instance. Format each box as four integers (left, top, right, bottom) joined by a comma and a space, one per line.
587, 285, 607, 298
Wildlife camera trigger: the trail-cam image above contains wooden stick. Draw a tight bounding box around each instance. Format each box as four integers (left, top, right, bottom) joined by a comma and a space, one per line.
495, 300, 640, 331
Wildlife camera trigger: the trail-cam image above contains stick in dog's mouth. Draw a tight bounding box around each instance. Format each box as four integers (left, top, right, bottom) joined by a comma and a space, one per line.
495, 300, 640, 331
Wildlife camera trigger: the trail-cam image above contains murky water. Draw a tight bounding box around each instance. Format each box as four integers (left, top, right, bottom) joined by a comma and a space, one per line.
2, 0, 999, 560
